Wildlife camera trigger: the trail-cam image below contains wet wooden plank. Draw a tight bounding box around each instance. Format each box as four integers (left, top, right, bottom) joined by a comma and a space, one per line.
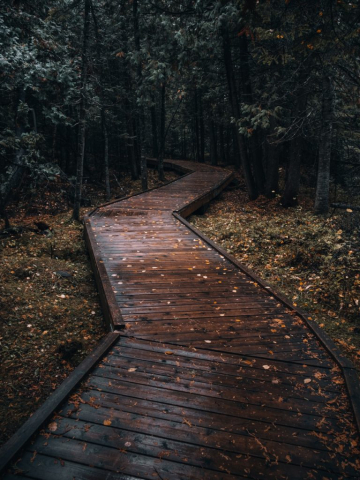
105, 344, 343, 393
71, 389, 355, 454
26, 436, 240, 480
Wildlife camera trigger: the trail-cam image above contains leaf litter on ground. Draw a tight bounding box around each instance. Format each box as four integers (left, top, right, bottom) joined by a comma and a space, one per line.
0, 168, 179, 446
190, 175, 360, 370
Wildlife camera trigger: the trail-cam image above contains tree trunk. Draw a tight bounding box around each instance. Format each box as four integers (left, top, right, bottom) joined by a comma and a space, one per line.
91, 1, 111, 200
232, 126, 240, 169
239, 35, 265, 194
73, 0, 90, 221
182, 128, 186, 159
133, 0, 147, 190
222, 28, 257, 199
239, 35, 252, 104
265, 117, 279, 198
219, 123, 226, 165
199, 91, 205, 163
314, 76, 334, 214
194, 88, 200, 162
210, 119, 218, 166
280, 136, 303, 207
280, 80, 308, 207
103, 118, 110, 201
0, 89, 26, 228
158, 83, 166, 181
127, 114, 138, 180
251, 133, 265, 194
140, 155, 148, 191
151, 104, 159, 158
138, 122, 148, 191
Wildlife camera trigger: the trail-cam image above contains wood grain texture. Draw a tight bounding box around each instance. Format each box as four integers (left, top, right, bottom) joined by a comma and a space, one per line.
2, 159, 359, 478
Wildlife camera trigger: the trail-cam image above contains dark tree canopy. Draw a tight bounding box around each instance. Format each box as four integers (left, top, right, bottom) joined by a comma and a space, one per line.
1, 0, 359, 217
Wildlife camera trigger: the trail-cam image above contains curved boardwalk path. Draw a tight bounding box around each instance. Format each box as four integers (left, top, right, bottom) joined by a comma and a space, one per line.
1, 160, 360, 479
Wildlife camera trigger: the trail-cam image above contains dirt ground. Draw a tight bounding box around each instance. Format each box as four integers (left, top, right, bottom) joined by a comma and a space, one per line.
0, 168, 179, 446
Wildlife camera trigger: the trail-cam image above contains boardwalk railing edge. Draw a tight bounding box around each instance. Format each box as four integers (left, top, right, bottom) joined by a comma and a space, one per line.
0, 332, 120, 474
84, 220, 124, 331
173, 212, 360, 434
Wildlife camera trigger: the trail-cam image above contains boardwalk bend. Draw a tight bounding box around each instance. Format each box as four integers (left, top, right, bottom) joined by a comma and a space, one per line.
1, 159, 360, 479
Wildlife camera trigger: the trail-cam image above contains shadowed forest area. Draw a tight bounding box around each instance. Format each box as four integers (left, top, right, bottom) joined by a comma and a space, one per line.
1, 0, 360, 448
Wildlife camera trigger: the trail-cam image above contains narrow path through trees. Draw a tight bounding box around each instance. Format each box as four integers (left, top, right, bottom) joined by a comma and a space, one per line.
1, 160, 359, 479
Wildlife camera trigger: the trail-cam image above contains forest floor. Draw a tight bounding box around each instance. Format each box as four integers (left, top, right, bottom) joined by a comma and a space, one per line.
190, 169, 360, 372
1, 163, 359, 448
0, 168, 179, 446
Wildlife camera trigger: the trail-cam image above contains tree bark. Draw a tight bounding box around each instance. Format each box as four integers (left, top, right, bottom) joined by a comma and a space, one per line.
199, 91, 205, 163
314, 76, 334, 214
182, 127, 187, 159
91, 1, 111, 200
232, 126, 240, 169
250, 133, 265, 195
264, 117, 279, 198
194, 88, 200, 162
222, 28, 257, 199
150, 104, 159, 158
280, 136, 303, 207
280, 81, 307, 207
127, 113, 138, 180
158, 83, 166, 181
133, 0, 147, 190
219, 123, 226, 165
138, 122, 148, 191
238, 35, 265, 194
0, 89, 26, 228
209, 119, 218, 166
103, 118, 110, 201
73, 0, 90, 221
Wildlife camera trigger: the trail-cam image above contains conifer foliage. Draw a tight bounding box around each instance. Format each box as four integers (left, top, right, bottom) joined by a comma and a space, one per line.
1, 0, 359, 217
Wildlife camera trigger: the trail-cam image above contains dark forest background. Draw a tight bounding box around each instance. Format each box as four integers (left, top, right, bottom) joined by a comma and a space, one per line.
1, 0, 359, 222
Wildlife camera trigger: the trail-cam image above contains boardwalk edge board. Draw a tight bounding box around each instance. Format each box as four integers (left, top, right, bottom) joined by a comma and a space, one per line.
177, 170, 235, 218
84, 219, 124, 331
0, 332, 120, 473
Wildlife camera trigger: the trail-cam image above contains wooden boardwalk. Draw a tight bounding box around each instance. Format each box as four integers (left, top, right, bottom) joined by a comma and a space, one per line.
1, 159, 360, 479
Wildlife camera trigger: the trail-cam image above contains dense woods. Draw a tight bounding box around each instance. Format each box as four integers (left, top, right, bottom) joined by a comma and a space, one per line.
1, 0, 359, 222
